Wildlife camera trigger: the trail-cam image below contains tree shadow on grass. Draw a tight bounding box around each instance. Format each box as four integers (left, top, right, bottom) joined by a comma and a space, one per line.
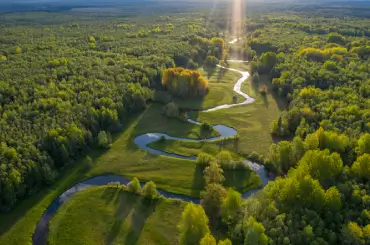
191, 165, 205, 197
223, 169, 260, 192
105, 190, 142, 245
124, 198, 158, 245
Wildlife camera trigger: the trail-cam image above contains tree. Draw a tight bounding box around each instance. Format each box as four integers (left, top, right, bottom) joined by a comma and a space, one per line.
217, 151, 232, 168
178, 203, 210, 245
268, 141, 294, 174
341, 222, 365, 245
162, 68, 208, 97
204, 162, 224, 185
221, 188, 242, 222
358, 134, 370, 154
127, 177, 141, 194
201, 183, 227, 219
141, 181, 158, 198
200, 233, 217, 245
327, 32, 346, 45
218, 239, 232, 245
298, 149, 343, 183
291, 136, 306, 163
205, 56, 219, 67
243, 217, 269, 245
197, 152, 214, 166
351, 154, 370, 179
97, 131, 110, 149
305, 133, 319, 150
325, 186, 342, 212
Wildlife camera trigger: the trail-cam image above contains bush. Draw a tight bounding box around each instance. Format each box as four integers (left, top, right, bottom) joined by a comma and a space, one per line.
196, 152, 214, 166
205, 56, 219, 67
217, 151, 232, 166
201, 121, 213, 132
127, 177, 141, 193
97, 131, 110, 149
141, 181, 158, 198
248, 151, 265, 164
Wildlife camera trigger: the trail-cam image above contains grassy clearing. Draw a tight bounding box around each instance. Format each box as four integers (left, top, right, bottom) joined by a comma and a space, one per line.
155, 62, 284, 156
89, 104, 260, 195
172, 66, 245, 110
134, 103, 219, 139
148, 139, 240, 158
48, 186, 186, 245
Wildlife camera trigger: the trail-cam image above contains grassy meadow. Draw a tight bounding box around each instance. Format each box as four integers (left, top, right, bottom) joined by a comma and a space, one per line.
48, 187, 186, 245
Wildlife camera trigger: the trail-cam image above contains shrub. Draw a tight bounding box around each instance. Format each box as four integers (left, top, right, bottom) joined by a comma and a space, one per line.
217, 151, 232, 166
141, 181, 158, 198
196, 152, 214, 166
205, 56, 219, 67
97, 131, 110, 149
127, 177, 141, 193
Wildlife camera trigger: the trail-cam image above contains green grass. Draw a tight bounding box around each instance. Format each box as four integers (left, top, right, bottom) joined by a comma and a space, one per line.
148, 139, 241, 158
48, 186, 186, 245
134, 103, 219, 139
89, 104, 260, 196
189, 64, 285, 156
172, 66, 245, 110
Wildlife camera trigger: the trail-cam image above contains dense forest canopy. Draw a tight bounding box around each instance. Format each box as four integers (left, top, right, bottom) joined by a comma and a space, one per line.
1, 1, 370, 245
0, 11, 225, 210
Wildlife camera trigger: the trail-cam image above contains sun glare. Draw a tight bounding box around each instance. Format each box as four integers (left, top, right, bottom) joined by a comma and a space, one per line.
231, 0, 245, 39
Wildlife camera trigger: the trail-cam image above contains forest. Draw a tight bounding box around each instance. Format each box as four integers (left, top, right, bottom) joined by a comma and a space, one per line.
0, 1, 370, 245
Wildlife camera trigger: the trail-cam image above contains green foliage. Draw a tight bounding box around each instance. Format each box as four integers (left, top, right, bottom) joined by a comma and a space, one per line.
325, 186, 342, 212
298, 149, 343, 184
358, 134, 370, 154
204, 162, 224, 185
221, 188, 242, 222
196, 152, 214, 166
178, 203, 210, 245
216, 150, 232, 167
205, 56, 219, 67
201, 183, 227, 219
268, 141, 294, 174
218, 239, 232, 245
200, 233, 217, 245
341, 222, 366, 245
141, 181, 158, 199
327, 32, 346, 45
351, 154, 370, 179
97, 131, 110, 149
127, 177, 141, 194
243, 217, 269, 245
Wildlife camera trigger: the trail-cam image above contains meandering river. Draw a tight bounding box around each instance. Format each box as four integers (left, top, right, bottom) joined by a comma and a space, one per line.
32, 38, 271, 245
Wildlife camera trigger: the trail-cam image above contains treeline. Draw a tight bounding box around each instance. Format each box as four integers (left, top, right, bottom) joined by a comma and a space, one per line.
162, 68, 209, 97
